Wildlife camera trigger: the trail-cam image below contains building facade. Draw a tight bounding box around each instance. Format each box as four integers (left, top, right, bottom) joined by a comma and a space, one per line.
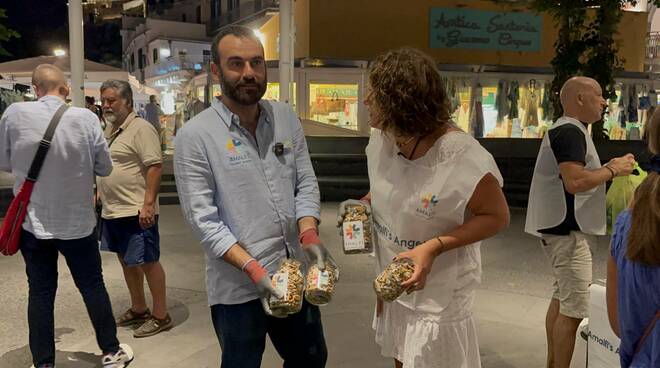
83, 0, 146, 24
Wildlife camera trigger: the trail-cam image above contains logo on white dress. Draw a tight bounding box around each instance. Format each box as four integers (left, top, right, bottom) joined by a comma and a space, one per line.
416, 193, 439, 218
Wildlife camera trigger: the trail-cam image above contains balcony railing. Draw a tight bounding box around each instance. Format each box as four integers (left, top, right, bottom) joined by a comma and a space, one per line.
645, 32, 660, 72
212, 0, 279, 30
647, 32, 660, 59
144, 54, 210, 80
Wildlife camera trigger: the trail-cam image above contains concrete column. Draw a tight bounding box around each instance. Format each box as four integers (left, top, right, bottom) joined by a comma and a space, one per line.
68, 0, 85, 107
278, 0, 293, 105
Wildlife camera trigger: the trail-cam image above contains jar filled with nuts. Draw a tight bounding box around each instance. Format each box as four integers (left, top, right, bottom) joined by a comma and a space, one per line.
269, 259, 305, 315
373, 258, 415, 302
304, 263, 337, 306
341, 203, 373, 254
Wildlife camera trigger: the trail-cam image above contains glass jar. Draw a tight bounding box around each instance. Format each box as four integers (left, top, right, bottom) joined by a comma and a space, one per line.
341, 203, 373, 254
304, 263, 338, 306
373, 258, 415, 302
269, 259, 304, 315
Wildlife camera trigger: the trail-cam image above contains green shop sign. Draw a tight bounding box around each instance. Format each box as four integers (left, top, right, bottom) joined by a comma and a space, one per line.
429, 8, 542, 52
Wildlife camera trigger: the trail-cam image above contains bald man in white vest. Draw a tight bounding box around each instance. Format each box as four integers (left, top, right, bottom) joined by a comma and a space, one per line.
526, 77, 635, 368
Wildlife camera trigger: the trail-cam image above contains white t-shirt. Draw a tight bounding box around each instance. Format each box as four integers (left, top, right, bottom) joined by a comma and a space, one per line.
366, 130, 503, 315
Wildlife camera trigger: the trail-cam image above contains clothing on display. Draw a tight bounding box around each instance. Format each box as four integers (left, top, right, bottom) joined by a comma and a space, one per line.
627, 85, 639, 123
541, 84, 552, 121
450, 78, 471, 133
495, 80, 509, 125
450, 80, 460, 113
508, 81, 520, 119
469, 83, 484, 138
520, 80, 541, 127
649, 90, 658, 107
619, 85, 629, 128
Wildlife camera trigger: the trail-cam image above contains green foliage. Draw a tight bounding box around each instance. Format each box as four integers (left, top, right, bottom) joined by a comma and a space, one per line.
0, 8, 19, 56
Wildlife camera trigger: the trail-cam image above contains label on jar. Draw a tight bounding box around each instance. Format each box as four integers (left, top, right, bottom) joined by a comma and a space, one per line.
272, 272, 289, 300
315, 270, 330, 289
343, 221, 366, 251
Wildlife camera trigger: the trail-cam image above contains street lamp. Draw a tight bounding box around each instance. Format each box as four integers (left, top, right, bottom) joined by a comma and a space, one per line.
53, 48, 66, 57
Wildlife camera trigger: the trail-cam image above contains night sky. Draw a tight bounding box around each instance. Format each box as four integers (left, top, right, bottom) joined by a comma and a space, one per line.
0, 0, 122, 66
0, 1, 70, 62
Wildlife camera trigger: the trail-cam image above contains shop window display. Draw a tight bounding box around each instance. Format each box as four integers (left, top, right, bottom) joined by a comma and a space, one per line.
265, 82, 297, 111
604, 84, 654, 141
446, 77, 552, 139
308, 83, 359, 131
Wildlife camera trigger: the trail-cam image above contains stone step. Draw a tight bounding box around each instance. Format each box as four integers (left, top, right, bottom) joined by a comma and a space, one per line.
159, 192, 180, 205
160, 180, 177, 193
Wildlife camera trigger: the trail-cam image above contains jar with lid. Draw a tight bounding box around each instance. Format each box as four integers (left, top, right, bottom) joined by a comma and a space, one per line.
373, 258, 415, 302
269, 259, 304, 315
304, 263, 338, 306
341, 203, 373, 254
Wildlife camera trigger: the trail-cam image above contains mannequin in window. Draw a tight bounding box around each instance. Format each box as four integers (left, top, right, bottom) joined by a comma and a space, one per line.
521, 79, 540, 128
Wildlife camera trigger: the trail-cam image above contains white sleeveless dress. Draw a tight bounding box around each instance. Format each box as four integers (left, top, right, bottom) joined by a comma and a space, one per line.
367, 130, 503, 368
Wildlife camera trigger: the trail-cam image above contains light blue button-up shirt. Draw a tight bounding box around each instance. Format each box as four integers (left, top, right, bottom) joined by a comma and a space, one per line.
174, 98, 320, 306
0, 95, 112, 239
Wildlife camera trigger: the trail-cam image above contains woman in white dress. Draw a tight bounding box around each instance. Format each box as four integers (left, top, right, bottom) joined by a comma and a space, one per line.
340, 48, 510, 368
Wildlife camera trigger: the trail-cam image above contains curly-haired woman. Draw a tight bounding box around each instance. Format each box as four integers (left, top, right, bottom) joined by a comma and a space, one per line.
340, 48, 510, 367
607, 109, 660, 368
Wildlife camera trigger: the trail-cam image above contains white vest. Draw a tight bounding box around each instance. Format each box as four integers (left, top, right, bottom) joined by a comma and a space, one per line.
367, 130, 503, 314
525, 117, 606, 237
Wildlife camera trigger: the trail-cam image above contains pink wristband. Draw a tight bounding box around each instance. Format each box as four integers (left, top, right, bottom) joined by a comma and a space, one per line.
299, 228, 320, 250
242, 259, 267, 283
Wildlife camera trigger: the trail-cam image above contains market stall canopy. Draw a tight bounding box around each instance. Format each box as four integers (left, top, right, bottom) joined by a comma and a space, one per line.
0, 55, 122, 75
0, 56, 128, 93
0, 56, 151, 101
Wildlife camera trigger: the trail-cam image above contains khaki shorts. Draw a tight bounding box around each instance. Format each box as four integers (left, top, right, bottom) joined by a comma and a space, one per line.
541, 231, 596, 319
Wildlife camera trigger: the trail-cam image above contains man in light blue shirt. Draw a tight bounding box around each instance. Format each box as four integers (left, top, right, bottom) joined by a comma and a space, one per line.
0, 64, 134, 368
174, 25, 334, 368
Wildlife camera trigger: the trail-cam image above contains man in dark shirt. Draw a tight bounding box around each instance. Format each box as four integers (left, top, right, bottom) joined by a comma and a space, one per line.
539, 124, 587, 236
525, 76, 635, 368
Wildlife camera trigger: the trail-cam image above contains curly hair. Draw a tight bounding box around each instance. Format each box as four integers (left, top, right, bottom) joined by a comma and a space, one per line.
368, 48, 451, 137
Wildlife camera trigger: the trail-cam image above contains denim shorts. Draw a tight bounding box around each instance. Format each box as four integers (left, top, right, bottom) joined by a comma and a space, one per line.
100, 215, 160, 266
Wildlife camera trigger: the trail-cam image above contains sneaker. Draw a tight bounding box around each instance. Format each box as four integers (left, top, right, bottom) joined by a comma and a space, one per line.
116, 308, 151, 327
134, 314, 173, 338
102, 343, 134, 368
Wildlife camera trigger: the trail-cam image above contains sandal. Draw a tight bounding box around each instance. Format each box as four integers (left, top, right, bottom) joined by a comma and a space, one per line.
116, 308, 151, 327
134, 314, 173, 338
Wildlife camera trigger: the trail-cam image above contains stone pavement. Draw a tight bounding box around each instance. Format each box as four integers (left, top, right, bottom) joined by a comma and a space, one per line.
0, 204, 611, 368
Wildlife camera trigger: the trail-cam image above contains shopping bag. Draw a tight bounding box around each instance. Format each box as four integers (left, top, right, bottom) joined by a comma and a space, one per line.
0, 180, 35, 256
606, 164, 647, 234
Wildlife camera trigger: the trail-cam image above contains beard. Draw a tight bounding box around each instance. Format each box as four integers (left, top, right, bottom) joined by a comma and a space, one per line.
220, 72, 267, 106
103, 109, 127, 126
103, 111, 117, 125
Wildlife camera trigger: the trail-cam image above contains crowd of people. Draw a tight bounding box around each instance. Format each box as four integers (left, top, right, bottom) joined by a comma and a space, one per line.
0, 24, 657, 368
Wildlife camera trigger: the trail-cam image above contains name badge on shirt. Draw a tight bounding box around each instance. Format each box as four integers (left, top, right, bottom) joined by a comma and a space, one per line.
225, 138, 252, 167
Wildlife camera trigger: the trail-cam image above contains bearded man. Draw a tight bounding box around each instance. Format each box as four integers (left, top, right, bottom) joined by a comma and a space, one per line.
98, 79, 171, 338
173, 25, 335, 368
